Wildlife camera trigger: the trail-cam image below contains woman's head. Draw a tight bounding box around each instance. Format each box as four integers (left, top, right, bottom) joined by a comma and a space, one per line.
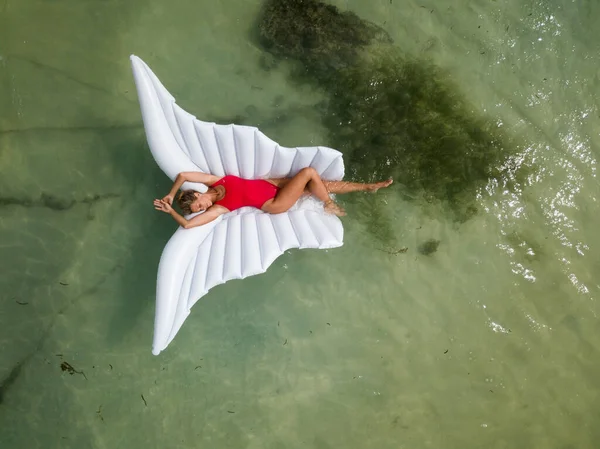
177, 190, 213, 214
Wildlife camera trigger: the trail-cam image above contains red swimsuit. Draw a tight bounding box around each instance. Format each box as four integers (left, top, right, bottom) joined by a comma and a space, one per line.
211, 175, 279, 211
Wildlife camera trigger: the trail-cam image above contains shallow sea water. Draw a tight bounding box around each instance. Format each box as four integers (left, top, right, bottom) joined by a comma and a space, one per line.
1, 0, 600, 448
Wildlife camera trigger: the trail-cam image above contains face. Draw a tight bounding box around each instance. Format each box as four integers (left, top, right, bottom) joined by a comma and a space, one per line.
190, 192, 213, 213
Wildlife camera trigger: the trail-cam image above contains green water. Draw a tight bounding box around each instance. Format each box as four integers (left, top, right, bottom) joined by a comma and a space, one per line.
1, 0, 600, 447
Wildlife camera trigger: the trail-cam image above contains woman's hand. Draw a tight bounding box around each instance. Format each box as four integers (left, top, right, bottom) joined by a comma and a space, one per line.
153, 199, 173, 214
161, 194, 174, 205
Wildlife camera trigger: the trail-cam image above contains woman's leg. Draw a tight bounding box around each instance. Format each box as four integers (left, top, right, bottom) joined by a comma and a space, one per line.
323, 179, 393, 194
266, 178, 392, 194
265, 178, 294, 189
263, 167, 345, 215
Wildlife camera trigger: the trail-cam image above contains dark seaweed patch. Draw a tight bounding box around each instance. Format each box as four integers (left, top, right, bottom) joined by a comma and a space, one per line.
417, 239, 440, 255
257, 0, 525, 225
258, 0, 392, 85
0, 192, 120, 212
0, 363, 24, 405
328, 54, 515, 215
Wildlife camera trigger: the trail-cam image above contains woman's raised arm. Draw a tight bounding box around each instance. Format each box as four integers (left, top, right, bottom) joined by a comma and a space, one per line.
163, 172, 221, 204
153, 200, 227, 229
179, 171, 221, 186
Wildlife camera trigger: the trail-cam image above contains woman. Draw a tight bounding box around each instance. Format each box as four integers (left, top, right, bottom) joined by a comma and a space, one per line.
153, 168, 393, 229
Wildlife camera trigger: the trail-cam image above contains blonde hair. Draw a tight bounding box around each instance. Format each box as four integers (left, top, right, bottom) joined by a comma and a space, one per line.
177, 190, 197, 215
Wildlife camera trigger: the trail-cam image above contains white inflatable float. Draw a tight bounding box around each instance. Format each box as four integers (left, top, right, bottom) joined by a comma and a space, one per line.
130, 55, 345, 355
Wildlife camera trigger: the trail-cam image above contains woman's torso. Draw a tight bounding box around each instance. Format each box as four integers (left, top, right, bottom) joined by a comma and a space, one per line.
210, 175, 279, 211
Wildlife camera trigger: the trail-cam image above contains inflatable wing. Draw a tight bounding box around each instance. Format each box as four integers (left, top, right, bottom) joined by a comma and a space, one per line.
130, 55, 345, 355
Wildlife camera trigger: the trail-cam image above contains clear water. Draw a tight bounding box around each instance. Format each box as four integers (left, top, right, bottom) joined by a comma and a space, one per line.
1, 0, 599, 447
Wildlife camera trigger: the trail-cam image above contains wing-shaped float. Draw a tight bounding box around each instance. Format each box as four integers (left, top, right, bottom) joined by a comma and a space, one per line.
130, 55, 345, 355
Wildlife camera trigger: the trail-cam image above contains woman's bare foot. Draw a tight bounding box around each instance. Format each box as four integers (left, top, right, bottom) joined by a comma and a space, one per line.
367, 179, 393, 193
324, 200, 346, 216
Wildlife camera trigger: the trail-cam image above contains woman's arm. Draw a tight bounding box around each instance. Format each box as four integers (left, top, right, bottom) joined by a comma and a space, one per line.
154, 200, 228, 229
179, 171, 221, 186
163, 172, 221, 204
